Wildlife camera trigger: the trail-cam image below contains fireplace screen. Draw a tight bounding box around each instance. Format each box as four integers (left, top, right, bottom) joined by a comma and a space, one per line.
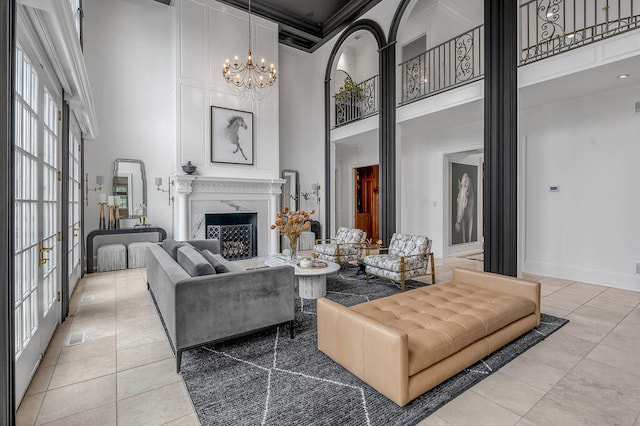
207, 224, 254, 260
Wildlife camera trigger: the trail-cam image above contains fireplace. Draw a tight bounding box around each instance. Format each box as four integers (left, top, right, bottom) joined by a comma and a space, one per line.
172, 175, 285, 256
206, 213, 258, 260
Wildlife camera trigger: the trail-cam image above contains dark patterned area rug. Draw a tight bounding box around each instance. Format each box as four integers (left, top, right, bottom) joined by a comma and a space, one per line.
180, 267, 568, 426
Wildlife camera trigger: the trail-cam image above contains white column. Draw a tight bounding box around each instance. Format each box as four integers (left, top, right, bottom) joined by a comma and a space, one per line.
173, 175, 195, 241
268, 180, 283, 255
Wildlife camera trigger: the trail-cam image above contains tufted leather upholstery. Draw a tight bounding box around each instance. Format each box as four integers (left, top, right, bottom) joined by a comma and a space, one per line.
317, 268, 541, 407
351, 281, 536, 375
313, 226, 367, 264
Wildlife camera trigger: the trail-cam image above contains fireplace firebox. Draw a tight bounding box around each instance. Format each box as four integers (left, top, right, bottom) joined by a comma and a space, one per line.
205, 213, 258, 260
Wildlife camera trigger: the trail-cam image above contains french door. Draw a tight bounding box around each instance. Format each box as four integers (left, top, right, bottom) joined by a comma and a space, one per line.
68, 116, 82, 293
14, 41, 62, 403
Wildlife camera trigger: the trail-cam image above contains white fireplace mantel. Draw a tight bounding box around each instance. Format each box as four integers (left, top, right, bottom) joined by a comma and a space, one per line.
172, 175, 285, 256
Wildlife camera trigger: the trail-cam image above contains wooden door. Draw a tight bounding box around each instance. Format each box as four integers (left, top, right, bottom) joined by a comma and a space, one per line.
354, 165, 379, 241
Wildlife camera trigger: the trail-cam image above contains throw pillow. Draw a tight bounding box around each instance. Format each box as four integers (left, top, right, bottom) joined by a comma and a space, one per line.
162, 239, 186, 260
201, 250, 230, 273
177, 245, 215, 277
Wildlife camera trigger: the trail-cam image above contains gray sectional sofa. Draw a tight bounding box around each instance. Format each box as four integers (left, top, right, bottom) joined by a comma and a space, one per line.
146, 239, 295, 372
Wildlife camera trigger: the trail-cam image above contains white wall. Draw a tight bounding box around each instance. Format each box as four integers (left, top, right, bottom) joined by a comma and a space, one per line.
83, 0, 176, 235
399, 103, 483, 258
177, 0, 279, 180
522, 86, 640, 291
278, 44, 325, 224
398, 0, 483, 48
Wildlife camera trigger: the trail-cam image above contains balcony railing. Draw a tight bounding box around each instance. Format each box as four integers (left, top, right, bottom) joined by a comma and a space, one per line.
400, 25, 484, 105
334, 75, 379, 128
520, 0, 640, 64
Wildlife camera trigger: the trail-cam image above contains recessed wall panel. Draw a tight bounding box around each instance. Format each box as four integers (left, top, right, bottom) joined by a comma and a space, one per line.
180, 84, 206, 165
181, 0, 205, 81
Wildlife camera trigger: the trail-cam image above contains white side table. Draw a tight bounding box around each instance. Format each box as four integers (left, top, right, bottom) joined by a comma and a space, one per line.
264, 257, 340, 299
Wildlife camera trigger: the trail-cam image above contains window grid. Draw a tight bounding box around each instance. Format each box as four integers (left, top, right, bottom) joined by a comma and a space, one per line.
42, 89, 58, 314
14, 46, 39, 357
68, 132, 81, 275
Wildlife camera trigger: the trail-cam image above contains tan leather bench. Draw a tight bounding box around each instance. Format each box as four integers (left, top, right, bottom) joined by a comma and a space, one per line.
317, 268, 541, 406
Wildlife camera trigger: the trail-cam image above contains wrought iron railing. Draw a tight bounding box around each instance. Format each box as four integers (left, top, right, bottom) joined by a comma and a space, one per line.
400, 25, 484, 105
520, 0, 640, 64
334, 75, 378, 127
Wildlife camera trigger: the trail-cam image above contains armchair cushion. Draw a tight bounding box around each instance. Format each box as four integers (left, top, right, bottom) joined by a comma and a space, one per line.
388, 234, 431, 257
364, 233, 434, 290
364, 254, 426, 271
314, 244, 360, 257
335, 227, 367, 244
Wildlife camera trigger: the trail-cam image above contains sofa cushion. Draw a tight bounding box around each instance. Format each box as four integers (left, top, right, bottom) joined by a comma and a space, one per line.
201, 250, 244, 274
351, 281, 537, 376
177, 245, 215, 277
162, 239, 187, 260
188, 239, 221, 254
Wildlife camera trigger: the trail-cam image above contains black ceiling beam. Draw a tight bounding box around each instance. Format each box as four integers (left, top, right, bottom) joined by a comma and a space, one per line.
219, 0, 321, 37
278, 29, 316, 52
215, 0, 381, 52
322, 0, 381, 35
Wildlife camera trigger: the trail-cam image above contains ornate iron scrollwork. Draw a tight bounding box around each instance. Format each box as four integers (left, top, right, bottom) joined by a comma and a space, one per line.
455, 31, 474, 83
404, 57, 423, 101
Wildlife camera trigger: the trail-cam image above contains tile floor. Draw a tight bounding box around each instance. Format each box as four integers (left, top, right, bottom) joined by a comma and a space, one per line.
15, 256, 640, 425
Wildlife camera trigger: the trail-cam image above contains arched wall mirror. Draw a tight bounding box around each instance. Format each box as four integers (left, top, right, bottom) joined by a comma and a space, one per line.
113, 159, 147, 218
281, 169, 299, 212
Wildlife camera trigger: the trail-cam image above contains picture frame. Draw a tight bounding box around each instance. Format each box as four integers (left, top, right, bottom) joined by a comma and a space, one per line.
450, 162, 478, 246
210, 106, 254, 165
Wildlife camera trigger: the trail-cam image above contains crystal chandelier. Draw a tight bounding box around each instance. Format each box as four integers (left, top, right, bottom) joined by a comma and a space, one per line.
222, 0, 277, 100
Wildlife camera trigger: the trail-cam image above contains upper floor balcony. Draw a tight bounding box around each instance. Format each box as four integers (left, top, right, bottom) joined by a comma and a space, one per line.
333, 75, 379, 128
331, 0, 640, 128
396, 0, 639, 105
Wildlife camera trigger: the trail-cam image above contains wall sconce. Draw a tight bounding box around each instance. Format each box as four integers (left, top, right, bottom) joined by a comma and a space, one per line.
85, 173, 104, 206
312, 182, 321, 203
155, 177, 174, 205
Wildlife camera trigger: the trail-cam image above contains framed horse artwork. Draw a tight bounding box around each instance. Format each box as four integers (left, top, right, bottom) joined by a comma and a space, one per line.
210, 106, 254, 165
450, 162, 478, 245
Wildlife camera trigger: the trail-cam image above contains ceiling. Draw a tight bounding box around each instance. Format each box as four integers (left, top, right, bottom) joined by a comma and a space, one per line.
153, 0, 381, 52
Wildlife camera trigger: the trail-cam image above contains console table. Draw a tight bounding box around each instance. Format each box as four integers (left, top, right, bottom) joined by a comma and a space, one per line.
86, 227, 167, 273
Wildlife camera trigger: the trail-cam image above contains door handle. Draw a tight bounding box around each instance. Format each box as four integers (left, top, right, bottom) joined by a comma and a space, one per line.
39, 241, 53, 266
73, 227, 80, 238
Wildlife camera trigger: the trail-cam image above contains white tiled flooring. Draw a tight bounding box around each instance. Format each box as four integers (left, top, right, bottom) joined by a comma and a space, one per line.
16, 257, 640, 425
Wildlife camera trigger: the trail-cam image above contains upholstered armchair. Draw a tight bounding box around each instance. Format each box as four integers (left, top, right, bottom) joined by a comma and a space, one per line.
313, 227, 367, 264
364, 233, 435, 292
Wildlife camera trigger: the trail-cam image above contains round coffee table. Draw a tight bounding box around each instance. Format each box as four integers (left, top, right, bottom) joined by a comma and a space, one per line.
264, 257, 340, 299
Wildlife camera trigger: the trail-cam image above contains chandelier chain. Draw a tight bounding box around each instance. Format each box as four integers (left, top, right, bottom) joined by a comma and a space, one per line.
221, 0, 276, 100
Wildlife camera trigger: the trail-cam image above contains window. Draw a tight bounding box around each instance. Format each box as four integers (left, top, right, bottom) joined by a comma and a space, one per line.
14, 44, 40, 356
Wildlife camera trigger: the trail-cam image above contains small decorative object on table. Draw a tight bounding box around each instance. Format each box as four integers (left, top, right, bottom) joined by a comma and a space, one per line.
300, 257, 314, 268
271, 206, 315, 262
182, 161, 197, 175
98, 193, 107, 230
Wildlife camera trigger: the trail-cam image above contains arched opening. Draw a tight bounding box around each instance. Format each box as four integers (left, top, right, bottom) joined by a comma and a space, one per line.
323, 20, 391, 242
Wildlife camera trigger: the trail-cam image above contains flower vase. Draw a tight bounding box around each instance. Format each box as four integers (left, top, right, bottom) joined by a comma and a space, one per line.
288, 237, 298, 263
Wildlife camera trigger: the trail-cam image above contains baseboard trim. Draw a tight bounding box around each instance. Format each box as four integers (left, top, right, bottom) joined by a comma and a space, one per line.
524, 260, 640, 292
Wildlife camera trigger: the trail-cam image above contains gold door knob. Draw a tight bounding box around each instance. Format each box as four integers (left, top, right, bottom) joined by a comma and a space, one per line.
39, 241, 53, 267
